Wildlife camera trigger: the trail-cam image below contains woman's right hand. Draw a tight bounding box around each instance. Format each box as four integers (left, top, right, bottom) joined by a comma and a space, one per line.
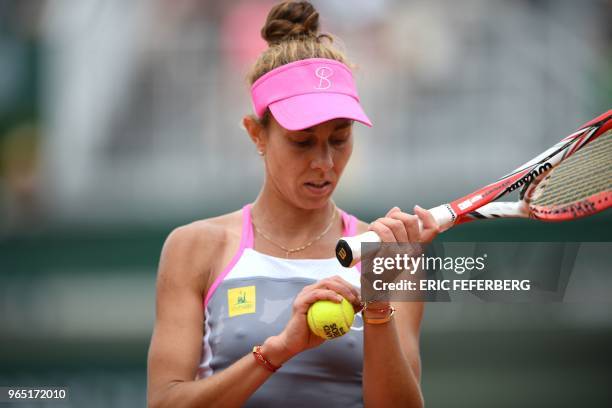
265, 276, 361, 363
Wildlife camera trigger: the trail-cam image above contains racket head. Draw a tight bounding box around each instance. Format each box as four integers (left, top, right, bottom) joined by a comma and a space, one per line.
526, 128, 612, 220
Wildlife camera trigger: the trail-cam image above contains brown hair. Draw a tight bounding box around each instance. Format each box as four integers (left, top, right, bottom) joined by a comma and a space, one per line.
248, 1, 349, 126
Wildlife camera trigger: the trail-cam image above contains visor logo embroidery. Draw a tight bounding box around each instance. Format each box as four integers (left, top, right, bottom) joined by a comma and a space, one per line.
314, 66, 333, 90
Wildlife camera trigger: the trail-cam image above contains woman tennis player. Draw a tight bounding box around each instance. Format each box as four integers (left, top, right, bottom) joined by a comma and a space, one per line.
147, 2, 439, 407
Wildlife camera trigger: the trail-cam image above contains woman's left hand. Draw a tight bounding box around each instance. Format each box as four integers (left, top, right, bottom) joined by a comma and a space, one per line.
369, 205, 439, 244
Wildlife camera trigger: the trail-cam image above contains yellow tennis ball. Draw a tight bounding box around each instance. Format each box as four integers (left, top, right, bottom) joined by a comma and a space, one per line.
307, 297, 355, 340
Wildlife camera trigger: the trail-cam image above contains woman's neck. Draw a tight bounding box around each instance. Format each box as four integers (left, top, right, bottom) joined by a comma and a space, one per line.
251, 187, 337, 245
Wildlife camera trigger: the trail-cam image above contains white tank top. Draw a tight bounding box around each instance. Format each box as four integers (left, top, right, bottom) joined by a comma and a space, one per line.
198, 204, 364, 407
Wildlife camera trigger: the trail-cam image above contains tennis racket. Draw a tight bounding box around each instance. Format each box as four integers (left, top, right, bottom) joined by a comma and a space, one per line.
336, 109, 612, 267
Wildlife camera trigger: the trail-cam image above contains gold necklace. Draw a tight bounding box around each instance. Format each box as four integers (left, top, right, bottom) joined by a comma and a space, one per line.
252, 205, 338, 258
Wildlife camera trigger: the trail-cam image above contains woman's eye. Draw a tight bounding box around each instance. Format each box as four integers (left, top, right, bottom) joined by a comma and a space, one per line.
294, 140, 312, 147
331, 137, 349, 146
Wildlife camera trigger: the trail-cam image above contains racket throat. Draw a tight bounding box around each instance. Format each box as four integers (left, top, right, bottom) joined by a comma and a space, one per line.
467, 201, 529, 220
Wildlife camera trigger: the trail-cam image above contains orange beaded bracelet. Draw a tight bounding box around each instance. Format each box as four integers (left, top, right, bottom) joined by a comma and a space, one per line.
362, 302, 395, 325
252, 345, 281, 373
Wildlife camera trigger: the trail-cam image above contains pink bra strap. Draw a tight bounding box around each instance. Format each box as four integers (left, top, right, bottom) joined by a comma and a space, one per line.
203, 204, 253, 308
242, 203, 255, 248
340, 209, 358, 237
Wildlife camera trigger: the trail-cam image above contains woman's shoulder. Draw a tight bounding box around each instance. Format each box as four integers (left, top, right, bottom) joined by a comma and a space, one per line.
353, 217, 370, 235
167, 209, 243, 255
158, 209, 244, 288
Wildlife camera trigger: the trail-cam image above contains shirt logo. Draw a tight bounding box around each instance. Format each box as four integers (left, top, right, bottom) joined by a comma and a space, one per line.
314, 66, 333, 90
228, 286, 256, 317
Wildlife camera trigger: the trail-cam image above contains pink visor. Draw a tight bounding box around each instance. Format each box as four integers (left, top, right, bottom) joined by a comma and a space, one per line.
251, 58, 372, 131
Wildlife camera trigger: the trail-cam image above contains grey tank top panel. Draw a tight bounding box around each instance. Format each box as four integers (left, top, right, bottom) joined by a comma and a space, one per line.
202, 251, 364, 407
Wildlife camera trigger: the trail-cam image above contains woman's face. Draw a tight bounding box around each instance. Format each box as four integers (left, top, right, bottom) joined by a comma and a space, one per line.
261, 116, 354, 209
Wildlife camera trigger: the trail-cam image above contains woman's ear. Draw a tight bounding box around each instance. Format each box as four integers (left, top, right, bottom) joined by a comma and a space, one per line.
243, 115, 267, 156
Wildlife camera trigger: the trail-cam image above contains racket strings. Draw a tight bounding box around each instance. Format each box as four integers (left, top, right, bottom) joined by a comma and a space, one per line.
530, 129, 612, 207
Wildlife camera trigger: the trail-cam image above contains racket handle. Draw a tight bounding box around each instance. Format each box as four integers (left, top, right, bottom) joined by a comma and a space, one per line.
335, 231, 381, 267
335, 205, 454, 267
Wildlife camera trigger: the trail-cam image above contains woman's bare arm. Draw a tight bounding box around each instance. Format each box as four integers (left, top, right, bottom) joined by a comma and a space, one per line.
363, 301, 424, 408
146, 224, 292, 408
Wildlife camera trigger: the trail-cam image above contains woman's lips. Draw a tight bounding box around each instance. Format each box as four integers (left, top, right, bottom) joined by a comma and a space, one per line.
304, 181, 333, 196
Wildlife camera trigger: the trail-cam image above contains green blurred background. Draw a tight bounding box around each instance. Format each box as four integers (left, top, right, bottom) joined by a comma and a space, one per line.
0, 0, 610, 406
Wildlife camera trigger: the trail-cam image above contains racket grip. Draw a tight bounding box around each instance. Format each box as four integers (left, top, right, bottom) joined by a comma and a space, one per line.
335, 205, 454, 267
335, 231, 381, 267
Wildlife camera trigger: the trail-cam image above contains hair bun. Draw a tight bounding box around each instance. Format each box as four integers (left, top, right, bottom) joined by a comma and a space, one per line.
261, 1, 320, 45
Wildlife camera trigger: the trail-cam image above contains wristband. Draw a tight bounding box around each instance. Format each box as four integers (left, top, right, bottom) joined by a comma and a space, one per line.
362, 302, 395, 325
252, 345, 281, 373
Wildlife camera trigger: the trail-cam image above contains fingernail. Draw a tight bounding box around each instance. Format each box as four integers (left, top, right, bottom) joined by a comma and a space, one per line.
337, 295, 343, 302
